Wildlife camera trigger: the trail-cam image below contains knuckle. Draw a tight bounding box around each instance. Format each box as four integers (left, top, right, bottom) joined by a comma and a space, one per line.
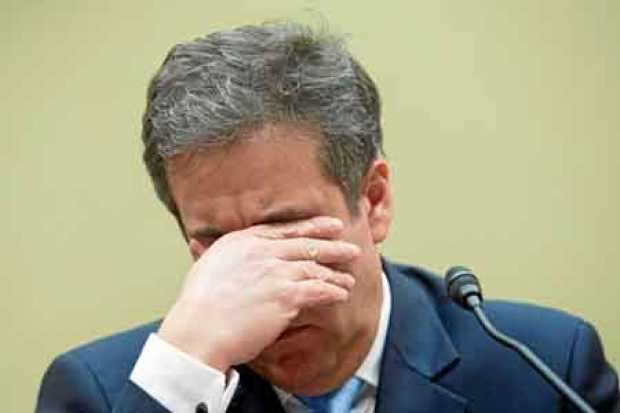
276, 283, 300, 308
296, 261, 329, 281
291, 220, 313, 233
315, 264, 332, 281
240, 237, 269, 261
259, 257, 280, 274
281, 220, 316, 238
256, 222, 295, 239
306, 279, 328, 298
303, 260, 320, 274
217, 231, 249, 252
338, 272, 355, 289
295, 242, 309, 260
295, 261, 312, 278
298, 237, 321, 255
299, 220, 316, 233
220, 230, 242, 243
334, 241, 350, 254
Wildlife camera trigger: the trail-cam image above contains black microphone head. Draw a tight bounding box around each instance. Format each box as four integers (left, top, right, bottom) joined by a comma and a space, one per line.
445, 266, 483, 309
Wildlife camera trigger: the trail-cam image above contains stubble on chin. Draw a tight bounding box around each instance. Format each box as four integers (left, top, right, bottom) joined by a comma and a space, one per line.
248, 348, 329, 393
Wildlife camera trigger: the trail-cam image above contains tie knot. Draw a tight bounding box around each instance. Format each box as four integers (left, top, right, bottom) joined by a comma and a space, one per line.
296, 377, 364, 413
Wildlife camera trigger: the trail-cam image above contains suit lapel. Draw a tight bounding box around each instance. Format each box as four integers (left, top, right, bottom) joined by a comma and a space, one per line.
226, 261, 468, 412
375, 261, 468, 413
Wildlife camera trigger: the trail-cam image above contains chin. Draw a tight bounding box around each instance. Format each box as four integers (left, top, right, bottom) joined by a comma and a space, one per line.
248, 326, 336, 394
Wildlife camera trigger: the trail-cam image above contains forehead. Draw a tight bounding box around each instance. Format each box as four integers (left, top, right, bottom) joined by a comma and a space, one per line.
167, 122, 322, 178
165, 123, 345, 234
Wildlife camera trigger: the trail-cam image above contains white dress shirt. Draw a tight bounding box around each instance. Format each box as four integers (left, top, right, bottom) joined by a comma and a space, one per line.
131, 273, 392, 413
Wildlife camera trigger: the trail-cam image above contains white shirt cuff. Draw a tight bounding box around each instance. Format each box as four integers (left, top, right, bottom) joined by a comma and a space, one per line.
130, 333, 239, 413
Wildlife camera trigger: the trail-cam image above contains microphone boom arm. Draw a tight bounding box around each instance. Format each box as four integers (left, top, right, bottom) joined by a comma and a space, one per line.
467, 296, 596, 413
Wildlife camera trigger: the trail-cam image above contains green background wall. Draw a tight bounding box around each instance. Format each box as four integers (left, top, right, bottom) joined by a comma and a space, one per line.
3, 1, 619, 410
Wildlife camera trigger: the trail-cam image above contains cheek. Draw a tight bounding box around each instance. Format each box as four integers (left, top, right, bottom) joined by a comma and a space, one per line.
340, 213, 373, 246
346, 221, 379, 274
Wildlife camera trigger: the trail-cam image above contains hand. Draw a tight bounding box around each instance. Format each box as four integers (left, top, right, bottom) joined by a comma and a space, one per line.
158, 216, 360, 373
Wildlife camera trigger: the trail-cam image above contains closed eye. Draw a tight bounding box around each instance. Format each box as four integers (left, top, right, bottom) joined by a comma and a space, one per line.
189, 228, 224, 245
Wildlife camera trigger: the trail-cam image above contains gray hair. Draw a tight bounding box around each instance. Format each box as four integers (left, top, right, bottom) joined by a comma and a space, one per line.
141, 21, 383, 217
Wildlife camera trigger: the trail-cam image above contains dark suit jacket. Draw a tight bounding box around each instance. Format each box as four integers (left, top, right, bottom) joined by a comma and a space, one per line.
36, 261, 619, 412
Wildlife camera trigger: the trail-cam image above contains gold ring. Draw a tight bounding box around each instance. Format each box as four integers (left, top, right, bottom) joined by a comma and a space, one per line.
305, 242, 319, 261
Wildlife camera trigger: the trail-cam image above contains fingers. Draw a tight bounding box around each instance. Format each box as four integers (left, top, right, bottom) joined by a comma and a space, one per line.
287, 260, 356, 290
270, 237, 360, 264
279, 279, 351, 310
250, 216, 344, 240
272, 261, 355, 310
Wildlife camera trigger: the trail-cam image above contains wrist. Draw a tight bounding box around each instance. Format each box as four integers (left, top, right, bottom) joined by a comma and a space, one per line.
157, 324, 232, 374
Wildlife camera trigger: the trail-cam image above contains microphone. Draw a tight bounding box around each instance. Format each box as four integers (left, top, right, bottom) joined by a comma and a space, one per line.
444, 266, 596, 413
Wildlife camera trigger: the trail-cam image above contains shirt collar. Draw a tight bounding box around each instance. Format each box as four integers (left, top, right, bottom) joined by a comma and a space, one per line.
355, 270, 391, 387
274, 271, 392, 404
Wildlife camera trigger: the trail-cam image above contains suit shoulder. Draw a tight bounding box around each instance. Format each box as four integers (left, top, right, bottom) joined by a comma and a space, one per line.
69, 320, 160, 362
483, 300, 584, 343
60, 320, 160, 401
384, 260, 586, 363
448, 299, 586, 384
385, 259, 585, 341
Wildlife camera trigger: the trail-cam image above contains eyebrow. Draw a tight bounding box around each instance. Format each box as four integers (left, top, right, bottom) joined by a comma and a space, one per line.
188, 207, 317, 240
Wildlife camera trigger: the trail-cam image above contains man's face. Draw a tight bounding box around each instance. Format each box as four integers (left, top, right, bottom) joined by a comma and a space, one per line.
166, 123, 392, 394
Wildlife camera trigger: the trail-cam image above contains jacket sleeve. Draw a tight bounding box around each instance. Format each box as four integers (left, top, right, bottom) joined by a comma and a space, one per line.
36, 352, 170, 413
565, 321, 619, 413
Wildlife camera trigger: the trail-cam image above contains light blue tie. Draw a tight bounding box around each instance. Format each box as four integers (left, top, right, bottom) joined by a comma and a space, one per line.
296, 377, 364, 413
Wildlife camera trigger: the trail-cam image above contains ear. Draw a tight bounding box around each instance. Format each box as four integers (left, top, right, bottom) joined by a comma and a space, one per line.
360, 158, 393, 244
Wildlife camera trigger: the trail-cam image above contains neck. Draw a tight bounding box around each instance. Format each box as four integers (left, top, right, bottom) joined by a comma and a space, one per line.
298, 273, 383, 395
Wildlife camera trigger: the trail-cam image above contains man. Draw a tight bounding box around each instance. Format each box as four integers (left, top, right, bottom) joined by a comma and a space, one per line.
37, 21, 618, 413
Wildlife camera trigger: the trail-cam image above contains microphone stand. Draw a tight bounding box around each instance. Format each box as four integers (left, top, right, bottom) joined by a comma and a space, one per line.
466, 295, 596, 413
